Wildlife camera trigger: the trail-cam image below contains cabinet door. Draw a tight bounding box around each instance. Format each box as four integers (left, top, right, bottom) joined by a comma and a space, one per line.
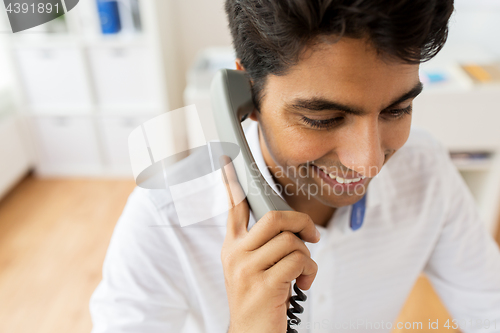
0, 115, 32, 199
98, 116, 149, 176
15, 46, 92, 112
88, 46, 163, 109
33, 116, 102, 175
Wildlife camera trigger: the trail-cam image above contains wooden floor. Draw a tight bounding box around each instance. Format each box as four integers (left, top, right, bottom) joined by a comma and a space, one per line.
0, 176, 497, 333
0, 176, 136, 333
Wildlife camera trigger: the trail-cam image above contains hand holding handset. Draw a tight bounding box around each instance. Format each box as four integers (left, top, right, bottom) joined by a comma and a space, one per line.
212, 69, 317, 333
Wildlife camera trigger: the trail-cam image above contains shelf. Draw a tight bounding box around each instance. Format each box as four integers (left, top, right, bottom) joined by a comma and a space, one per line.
11, 32, 150, 48
2, 0, 188, 181
454, 160, 493, 172
451, 151, 495, 172
97, 105, 164, 117
28, 107, 96, 117
82, 34, 149, 47
419, 62, 474, 93
11, 34, 80, 48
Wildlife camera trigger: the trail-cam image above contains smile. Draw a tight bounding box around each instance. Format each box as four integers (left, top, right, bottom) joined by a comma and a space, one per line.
329, 174, 365, 184
312, 165, 368, 188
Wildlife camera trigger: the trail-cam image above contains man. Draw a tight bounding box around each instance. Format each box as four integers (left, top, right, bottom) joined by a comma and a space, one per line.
90, 1, 500, 332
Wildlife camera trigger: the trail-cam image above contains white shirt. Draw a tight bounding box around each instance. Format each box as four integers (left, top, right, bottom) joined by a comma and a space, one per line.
90, 121, 500, 333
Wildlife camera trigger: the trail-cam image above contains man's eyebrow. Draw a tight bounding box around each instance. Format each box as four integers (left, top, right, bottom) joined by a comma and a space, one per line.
286, 81, 424, 115
386, 81, 424, 109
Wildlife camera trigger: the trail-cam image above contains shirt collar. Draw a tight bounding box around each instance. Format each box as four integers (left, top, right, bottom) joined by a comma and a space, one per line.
245, 121, 284, 199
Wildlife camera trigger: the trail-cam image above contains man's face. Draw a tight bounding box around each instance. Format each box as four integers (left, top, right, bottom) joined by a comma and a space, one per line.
249, 37, 422, 208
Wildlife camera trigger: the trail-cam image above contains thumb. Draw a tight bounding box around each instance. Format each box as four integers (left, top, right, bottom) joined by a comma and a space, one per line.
220, 155, 249, 239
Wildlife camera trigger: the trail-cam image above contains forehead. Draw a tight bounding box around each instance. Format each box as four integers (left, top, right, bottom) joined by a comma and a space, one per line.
265, 38, 420, 109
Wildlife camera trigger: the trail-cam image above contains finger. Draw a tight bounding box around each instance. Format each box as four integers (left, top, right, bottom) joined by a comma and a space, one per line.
250, 231, 311, 272
264, 251, 318, 291
242, 210, 320, 251
220, 155, 249, 239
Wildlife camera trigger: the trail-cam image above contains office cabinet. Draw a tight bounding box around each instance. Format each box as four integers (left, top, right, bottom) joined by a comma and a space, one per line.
0, 114, 32, 199
32, 116, 102, 175
4, 0, 182, 179
88, 46, 162, 110
15, 45, 93, 113
98, 116, 150, 175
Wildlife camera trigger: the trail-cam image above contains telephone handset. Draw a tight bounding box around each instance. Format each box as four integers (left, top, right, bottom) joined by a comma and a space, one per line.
211, 69, 306, 333
211, 68, 293, 221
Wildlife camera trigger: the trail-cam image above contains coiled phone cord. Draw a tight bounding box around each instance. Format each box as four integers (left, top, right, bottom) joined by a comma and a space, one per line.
286, 282, 307, 333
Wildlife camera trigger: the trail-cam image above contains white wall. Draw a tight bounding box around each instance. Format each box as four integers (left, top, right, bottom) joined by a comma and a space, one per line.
447, 0, 500, 57
161, 0, 500, 109
175, 0, 232, 67
167, 0, 232, 108
166, 0, 500, 108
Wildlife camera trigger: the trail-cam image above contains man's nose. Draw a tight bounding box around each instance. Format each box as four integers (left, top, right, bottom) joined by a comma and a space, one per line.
337, 119, 385, 178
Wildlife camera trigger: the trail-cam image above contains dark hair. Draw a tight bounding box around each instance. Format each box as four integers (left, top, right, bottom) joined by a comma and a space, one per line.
225, 0, 454, 110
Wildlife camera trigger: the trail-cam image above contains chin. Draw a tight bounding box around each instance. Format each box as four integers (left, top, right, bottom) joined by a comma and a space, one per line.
320, 193, 365, 208
311, 179, 371, 207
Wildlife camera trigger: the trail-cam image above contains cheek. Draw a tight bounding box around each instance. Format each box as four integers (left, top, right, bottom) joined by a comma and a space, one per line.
266, 122, 333, 166
288, 131, 329, 163
381, 116, 412, 149
260, 108, 338, 167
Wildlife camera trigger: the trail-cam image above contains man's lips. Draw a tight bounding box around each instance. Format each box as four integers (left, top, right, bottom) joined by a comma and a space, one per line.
312, 165, 366, 181
310, 165, 369, 191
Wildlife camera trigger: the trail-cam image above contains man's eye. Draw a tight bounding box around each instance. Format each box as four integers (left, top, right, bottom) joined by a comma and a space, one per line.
384, 105, 412, 119
301, 116, 343, 129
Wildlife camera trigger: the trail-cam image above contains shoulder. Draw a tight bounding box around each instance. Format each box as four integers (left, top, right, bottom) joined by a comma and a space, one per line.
123, 144, 228, 228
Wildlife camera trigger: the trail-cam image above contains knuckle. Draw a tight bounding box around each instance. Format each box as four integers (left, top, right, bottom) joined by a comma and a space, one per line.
261, 271, 281, 290
260, 272, 269, 289
278, 232, 311, 258
233, 264, 251, 281
262, 210, 280, 233
279, 231, 296, 245
301, 212, 314, 226
302, 243, 311, 258
260, 271, 273, 288
290, 250, 305, 263
265, 210, 281, 223
310, 258, 319, 272
221, 248, 237, 268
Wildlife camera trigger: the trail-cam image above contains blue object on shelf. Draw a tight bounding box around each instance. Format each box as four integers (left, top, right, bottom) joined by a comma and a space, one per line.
420, 70, 448, 85
96, 0, 121, 34
427, 72, 447, 83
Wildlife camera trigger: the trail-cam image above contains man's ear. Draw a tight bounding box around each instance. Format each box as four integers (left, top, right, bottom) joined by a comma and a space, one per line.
248, 109, 258, 121
235, 58, 258, 121
235, 58, 245, 71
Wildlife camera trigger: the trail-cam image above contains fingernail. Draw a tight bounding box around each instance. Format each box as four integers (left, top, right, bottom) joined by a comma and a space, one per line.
315, 228, 321, 241
219, 155, 231, 167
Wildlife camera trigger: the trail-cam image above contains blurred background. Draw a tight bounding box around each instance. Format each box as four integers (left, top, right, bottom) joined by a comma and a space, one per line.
0, 0, 499, 332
